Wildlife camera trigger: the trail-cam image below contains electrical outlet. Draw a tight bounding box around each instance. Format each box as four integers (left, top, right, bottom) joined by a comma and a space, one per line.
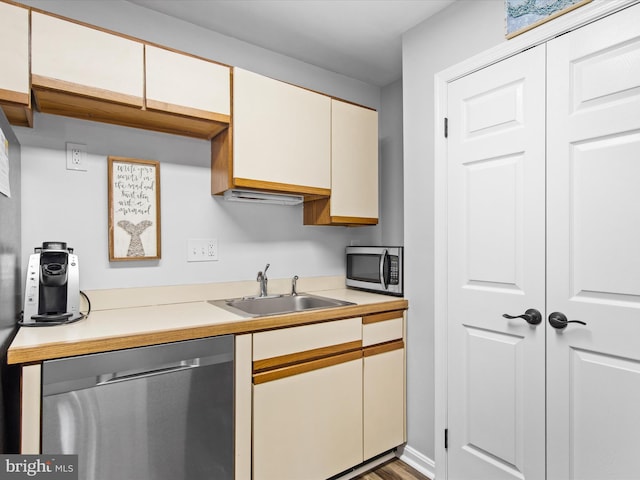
187, 238, 218, 262
66, 143, 87, 171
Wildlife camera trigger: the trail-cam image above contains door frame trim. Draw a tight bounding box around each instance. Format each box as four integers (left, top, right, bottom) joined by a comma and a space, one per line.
433, 1, 638, 479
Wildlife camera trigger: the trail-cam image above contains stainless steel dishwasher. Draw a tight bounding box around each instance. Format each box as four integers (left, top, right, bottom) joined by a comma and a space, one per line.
41, 335, 234, 480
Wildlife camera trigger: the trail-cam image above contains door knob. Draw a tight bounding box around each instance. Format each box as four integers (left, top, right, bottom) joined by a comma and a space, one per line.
502, 308, 542, 325
548, 312, 587, 330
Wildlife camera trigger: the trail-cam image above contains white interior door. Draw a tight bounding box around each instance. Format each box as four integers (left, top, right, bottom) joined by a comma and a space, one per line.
546, 4, 640, 479
446, 45, 546, 480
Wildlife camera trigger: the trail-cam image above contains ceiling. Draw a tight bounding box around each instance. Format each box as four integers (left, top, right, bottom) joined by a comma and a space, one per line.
127, 0, 455, 87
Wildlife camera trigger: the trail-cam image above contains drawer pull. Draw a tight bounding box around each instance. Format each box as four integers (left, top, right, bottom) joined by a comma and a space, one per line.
363, 310, 404, 324
363, 339, 404, 357
253, 340, 362, 373
253, 350, 363, 384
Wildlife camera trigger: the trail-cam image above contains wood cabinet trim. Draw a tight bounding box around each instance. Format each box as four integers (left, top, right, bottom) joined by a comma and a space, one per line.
32, 75, 143, 107
145, 99, 230, 124
0, 88, 29, 105
303, 198, 379, 226
32, 87, 228, 140
211, 127, 233, 194
253, 350, 362, 384
363, 310, 404, 325
0, 103, 33, 127
363, 339, 404, 357
253, 340, 362, 373
331, 216, 378, 225
233, 178, 331, 198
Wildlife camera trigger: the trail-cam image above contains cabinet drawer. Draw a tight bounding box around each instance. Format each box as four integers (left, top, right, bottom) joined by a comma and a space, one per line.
362, 311, 404, 347
253, 317, 361, 361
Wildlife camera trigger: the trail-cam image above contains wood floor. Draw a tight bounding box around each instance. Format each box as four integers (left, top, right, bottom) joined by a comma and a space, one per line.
352, 458, 432, 480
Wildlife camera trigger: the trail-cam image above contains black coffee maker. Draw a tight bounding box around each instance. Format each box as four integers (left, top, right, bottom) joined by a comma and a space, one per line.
22, 242, 81, 325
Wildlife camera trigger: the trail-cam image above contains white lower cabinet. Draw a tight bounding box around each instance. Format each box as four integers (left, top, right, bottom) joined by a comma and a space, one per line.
362, 311, 406, 460
251, 313, 406, 479
252, 318, 363, 480
253, 357, 363, 480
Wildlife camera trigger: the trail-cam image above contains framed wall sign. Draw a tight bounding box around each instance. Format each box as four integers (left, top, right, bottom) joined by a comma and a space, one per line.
108, 156, 161, 261
505, 0, 592, 39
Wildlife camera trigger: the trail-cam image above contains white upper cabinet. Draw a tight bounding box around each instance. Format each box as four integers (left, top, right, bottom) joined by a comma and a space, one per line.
0, 2, 31, 126
31, 12, 144, 106
330, 99, 379, 221
145, 45, 230, 119
303, 99, 379, 226
231, 68, 331, 194
29, 12, 228, 139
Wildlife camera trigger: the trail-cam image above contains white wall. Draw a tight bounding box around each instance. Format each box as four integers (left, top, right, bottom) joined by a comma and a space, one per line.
402, 0, 506, 465
17, 114, 378, 290
379, 79, 404, 246
14, 0, 388, 290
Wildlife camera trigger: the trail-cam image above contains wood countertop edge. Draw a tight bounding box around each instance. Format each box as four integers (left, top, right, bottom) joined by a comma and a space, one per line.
8, 299, 408, 365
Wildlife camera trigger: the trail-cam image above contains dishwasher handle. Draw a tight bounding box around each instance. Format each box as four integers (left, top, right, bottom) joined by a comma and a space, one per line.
43, 335, 235, 397
96, 360, 199, 386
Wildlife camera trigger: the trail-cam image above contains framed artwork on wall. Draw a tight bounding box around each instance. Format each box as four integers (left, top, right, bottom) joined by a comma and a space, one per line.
505, 0, 593, 38
108, 156, 161, 261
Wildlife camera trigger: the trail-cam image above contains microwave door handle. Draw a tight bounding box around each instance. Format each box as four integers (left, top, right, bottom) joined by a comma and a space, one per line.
379, 249, 388, 290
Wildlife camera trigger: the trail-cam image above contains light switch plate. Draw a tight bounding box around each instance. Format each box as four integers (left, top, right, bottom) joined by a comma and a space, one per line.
187, 238, 218, 262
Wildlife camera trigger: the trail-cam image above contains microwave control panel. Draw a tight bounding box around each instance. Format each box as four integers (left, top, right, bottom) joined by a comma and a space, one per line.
389, 256, 400, 285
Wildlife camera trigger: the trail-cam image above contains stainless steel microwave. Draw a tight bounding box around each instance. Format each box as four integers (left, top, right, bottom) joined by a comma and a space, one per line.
346, 246, 403, 296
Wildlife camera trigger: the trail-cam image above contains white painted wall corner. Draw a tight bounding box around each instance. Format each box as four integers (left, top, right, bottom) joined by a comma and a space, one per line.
397, 444, 436, 479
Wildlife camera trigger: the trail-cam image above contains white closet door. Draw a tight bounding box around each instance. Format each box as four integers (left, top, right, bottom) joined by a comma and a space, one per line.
446, 45, 546, 480
546, 4, 640, 479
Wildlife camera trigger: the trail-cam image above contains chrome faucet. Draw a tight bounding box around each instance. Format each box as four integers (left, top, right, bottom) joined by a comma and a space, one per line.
257, 263, 270, 297
291, 275, 299, 296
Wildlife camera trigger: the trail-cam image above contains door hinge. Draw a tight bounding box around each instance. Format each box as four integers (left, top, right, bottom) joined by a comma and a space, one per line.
445, 428, 448, 449
444, 117, 448, 138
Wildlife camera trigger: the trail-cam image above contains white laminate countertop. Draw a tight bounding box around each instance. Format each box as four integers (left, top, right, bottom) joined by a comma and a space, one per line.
8, 282, 407, 365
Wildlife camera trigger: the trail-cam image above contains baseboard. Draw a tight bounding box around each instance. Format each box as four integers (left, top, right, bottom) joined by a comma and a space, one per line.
397, 444, 436, 479
331, 451, 396, 480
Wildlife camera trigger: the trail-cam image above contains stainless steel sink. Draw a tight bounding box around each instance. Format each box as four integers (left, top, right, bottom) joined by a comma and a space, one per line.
208, 293, 355, 318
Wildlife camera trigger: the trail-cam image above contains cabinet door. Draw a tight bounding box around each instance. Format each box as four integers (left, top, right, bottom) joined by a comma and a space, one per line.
0, 2, 30, 126
232, 68, 331, 194
253, 357, 363, 480
330, 99, 379, 222
363, 344, 405, 460
362, 311, 405, 459
31, 12, 143, 106
145, 45, 230, 119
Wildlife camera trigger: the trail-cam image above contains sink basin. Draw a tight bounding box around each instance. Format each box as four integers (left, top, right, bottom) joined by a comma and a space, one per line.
209, 293, 355, 318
